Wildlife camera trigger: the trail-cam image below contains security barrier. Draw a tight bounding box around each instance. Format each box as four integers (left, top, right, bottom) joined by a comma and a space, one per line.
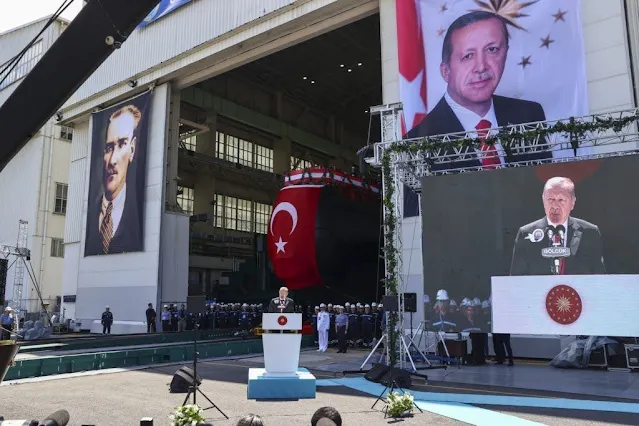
4, 335, 314, 381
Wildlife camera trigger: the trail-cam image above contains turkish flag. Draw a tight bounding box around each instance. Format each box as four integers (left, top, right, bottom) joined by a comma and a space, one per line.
396, 0, 427, 134
267, 186, 322, 289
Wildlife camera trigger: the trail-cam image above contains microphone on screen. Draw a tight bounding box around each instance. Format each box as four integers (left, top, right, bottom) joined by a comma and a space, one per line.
38, 410, 69, 426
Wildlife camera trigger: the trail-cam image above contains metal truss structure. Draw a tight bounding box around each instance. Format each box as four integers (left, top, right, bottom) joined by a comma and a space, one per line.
372, 108, 639, 193
366, 104, 639, 371
0, 220, 52, 324
0, 220, 30, 314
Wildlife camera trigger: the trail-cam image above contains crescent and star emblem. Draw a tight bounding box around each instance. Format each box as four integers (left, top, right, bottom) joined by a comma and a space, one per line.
269, 202, 299, 254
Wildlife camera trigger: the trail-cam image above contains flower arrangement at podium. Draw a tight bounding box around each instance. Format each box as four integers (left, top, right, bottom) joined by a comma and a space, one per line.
169, 404, 206, 426
386, 391, 415, 418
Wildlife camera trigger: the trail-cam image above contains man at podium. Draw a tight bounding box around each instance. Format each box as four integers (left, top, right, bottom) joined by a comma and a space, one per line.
268, 287, 295, 313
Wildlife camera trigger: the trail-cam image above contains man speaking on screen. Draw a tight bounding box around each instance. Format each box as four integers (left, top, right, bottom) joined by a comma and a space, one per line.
510, 177, 606, 275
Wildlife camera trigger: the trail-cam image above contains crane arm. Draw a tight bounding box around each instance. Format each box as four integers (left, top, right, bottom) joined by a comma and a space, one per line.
0, 0, 161, 172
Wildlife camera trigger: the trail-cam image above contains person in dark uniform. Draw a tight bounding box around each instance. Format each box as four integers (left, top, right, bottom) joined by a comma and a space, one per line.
347, 305, 361, 348
335, 306, 349, 353
431, 290, 457, 332
311, 306, 319, 346
268, 287, 295, 313
328, 304, 337, 348
170, 304, 178, 331
239, 303, 251, 330
145, 303, 156, 333
101, 306, 113, 335
459, 301, 486, 365
493, 333, 514, 366
360, 304, 374, 347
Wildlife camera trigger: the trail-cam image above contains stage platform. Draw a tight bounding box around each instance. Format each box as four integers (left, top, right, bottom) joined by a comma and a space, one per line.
247, 367, 316, 400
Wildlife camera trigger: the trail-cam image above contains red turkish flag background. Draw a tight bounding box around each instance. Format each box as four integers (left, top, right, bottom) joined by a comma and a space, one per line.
267, 186, 323, 289
396, 0, 427, 134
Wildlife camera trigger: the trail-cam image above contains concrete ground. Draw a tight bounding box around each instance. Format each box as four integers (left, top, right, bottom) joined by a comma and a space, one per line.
1, 349, 638, 425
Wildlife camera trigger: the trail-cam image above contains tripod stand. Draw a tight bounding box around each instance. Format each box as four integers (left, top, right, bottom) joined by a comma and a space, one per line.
371, 365, 423, 418
182, 320, 228, 419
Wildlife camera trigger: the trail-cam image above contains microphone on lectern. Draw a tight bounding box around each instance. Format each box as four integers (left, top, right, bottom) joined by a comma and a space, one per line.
556, 224, 566, 245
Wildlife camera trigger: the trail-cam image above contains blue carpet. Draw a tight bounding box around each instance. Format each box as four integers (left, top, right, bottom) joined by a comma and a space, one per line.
315, 379, 343, 387
335, 377, 639, 414
321, 378, 545, 425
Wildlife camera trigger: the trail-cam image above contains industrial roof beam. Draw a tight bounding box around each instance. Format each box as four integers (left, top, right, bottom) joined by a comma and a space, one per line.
0, 0, 161, 172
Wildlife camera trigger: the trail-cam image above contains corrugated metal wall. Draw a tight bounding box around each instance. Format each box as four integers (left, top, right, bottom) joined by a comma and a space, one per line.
0, 18, 61, 64
66, 0, 296, 106
64, 119, 89, 244
0, 19, 64, 104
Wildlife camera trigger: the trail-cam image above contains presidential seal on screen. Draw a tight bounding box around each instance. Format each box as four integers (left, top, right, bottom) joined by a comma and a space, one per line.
525, 229, 545, 243
546, 285, 582, 325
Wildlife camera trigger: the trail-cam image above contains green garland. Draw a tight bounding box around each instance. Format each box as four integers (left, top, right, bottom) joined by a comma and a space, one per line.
396, 112, 639, 154
380, 112, 637, 367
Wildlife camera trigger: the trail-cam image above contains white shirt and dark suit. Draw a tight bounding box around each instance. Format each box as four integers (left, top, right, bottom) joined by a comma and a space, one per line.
405, 93, 552, 171
85, 184, 143, 256
510, 216, 606, 276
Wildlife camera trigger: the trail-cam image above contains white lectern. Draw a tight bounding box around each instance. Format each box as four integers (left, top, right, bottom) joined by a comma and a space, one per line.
247, 313, 316, 399
262, 313, 302, 376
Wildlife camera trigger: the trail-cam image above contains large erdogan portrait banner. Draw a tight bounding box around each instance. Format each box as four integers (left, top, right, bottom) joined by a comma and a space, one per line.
397, 0, 589, 159
421, 155, 639, 337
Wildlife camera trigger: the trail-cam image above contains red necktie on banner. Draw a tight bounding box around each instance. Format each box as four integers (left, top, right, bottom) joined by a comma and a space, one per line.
554, 234, 566, 275
475, 119, 501, 169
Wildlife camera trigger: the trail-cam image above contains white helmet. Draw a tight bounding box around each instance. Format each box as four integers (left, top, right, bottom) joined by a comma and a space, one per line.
436, 289, 449, 301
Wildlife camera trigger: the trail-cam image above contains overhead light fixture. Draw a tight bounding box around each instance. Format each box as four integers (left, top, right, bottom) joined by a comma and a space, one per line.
302, 76, 307, 80
54, 111, 63, 121
364, 110, 368, 113
311, 80, 315, 84
358, 62, 363, 66
340, 64, 345, 68
128, 79, 138, 88
347, 69, 352, 72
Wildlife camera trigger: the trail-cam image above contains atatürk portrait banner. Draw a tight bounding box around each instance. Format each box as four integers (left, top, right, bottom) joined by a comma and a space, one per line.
85, 91, 152, 257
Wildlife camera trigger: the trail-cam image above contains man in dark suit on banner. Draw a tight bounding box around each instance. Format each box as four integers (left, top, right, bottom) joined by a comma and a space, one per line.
406, 11, 551, 169
510, 177, 606, 276
268, 286, 295, 313
85, 104, 143, 256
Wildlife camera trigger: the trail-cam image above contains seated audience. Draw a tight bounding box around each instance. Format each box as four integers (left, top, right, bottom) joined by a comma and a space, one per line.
237, 413, 264, 426
311, 406, 342, 426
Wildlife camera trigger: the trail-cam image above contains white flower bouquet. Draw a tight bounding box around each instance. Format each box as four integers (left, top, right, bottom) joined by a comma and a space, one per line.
169, 404, 206, 426
386, 391, 415, 418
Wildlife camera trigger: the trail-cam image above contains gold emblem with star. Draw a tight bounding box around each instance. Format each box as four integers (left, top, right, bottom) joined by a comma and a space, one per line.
546, 285, 582, 325
471, 0, 539, 31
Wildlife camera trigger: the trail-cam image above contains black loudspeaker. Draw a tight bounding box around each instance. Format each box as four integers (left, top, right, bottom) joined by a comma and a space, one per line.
170, 366, 202, 393
0, 259, 7, 305
364, 363, 388, 382
403, 293, 417, 313
364, 363, 412, 388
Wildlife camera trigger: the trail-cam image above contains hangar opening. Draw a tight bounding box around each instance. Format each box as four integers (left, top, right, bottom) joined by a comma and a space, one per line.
174, 13, 383, 305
